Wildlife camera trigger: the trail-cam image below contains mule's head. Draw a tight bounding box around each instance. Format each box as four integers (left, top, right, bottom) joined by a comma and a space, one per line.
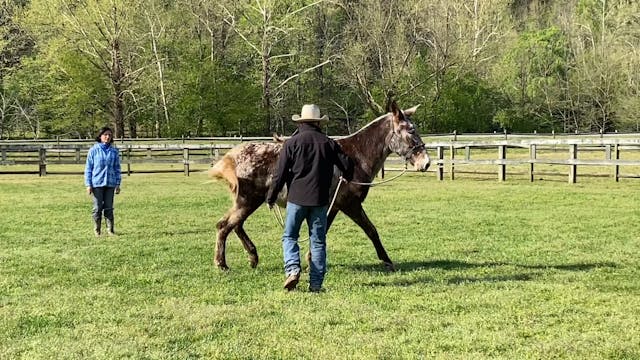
386, 101, 430, 172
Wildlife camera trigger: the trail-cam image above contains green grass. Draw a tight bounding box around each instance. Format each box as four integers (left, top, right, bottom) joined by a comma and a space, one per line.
1, 172, 640, 359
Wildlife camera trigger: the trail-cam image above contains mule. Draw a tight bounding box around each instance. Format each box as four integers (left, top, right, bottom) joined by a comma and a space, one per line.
209, 101, 430, 271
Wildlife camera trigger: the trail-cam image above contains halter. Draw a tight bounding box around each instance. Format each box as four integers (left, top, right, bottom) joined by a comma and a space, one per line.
402, 143, 426, 161
390, 130, 426, 161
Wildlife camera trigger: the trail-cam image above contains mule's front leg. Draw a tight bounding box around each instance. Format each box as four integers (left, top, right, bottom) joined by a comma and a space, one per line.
343, 204, 395, 272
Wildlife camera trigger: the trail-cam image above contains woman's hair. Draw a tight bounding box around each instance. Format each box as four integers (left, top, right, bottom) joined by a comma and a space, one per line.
95, 126, 114, 143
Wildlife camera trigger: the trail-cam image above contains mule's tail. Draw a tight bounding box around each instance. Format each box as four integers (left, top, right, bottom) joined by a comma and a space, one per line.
208, 156, 238, 195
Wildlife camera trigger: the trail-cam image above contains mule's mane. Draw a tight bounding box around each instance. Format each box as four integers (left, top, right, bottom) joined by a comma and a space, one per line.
342, 113, 390, 139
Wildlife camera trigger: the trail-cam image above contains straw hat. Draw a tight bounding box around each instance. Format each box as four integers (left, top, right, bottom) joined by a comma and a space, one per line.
291, 104, 329, 122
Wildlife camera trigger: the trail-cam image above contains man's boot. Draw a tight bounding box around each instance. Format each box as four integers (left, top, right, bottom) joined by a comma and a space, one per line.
106, 218, 115, 236
94, 218, 102, 237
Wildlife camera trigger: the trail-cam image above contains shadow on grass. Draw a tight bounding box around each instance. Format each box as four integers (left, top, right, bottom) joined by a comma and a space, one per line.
446, 273, 535, 285
158, 228, 211, 236
343, 260, 506, 272
515, 261, 619, 271
363, 275, 436, 287
346, 259, 618, 272
344, 259, 619, 287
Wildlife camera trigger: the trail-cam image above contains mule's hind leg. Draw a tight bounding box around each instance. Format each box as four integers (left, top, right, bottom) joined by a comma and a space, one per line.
341, 203, 395, 272
232, 196, 265, 268
215, 208, 237, 270
234, 222, 259, 268
215, 197, 263, 270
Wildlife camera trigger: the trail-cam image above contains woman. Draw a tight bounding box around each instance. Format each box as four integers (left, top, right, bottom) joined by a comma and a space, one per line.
84, 126, 121, 236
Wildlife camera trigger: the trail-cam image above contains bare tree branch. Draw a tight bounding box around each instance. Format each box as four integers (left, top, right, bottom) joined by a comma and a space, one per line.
275, 58, 334, 90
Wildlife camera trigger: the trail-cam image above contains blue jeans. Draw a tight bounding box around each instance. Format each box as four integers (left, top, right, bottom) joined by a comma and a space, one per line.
282, 202, 328, 289
92, 186, 115, 222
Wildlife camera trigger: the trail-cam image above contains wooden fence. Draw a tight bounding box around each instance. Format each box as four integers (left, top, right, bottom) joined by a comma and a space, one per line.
0, 143, 235, 176
2, 138, 640, 182
427, 138, 640, 183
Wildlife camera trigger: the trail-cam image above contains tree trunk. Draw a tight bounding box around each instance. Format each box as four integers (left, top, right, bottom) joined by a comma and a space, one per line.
262, 51, 271, 135
111, 37, 125, 139
109, 4, 126, 139
148, 14, 169, 138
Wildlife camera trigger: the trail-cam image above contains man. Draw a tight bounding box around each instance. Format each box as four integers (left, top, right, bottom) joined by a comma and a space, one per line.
267, 104, 353, 292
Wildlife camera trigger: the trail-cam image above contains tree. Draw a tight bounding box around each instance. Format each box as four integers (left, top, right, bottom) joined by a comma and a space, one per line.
222, 0, 335, 134
333, 0, 431, 118
22, 0, 147, 138
1, 0, 34, 82
497, 27, 571, 131
568, 0, 639, 131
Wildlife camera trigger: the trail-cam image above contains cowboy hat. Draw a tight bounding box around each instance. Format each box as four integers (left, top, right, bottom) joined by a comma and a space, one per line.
291, 104, 329, 122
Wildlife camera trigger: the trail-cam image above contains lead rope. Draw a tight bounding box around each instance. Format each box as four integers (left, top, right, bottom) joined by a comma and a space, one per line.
327, 176, 346, 215
349, 168, 407, 187
270, 164, 408, 229
271, 176, 346, 230
273, 205, 285, 228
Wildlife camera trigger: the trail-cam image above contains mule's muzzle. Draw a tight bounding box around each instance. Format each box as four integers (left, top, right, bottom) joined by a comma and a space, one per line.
415, 154, 430, 172
409, 145, 430, 172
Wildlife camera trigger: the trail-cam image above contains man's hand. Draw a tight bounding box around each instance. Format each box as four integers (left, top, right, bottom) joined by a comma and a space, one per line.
86, 187, 92, 195
115, 186, 121, 194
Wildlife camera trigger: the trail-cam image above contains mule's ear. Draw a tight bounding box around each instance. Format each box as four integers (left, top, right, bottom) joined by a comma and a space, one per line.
390, 100, 400, 116
390, 100, 404, 132
403, 105, 420, 116
272, 133, 285, 143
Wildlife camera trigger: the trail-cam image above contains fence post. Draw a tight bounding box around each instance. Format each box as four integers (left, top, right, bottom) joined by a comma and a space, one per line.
183, 147, 190, 176
75, 147, 81, 164
449, 144, 455, 180
498, 145, 506, 182
39, 147, 47, 177
127, 146, 132, 176
529, 144, 536, 182
605, 144, 612, 182
569, 144, 577, 183
437, 146, 444, 181
614, 144, 620, 182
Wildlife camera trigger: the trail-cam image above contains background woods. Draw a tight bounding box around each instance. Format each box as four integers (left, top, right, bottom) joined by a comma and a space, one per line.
0, 0, 639, 139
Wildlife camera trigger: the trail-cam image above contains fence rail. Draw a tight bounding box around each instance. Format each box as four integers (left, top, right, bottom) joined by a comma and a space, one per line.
3, 138, 640, 182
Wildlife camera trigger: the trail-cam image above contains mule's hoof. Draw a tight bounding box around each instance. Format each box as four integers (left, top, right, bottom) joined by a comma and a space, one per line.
249, 254, 259, 268
215, 261, 229, 271
383, 262, 396, 272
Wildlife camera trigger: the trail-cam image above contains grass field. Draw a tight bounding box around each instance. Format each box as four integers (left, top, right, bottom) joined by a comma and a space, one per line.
1, 172, 640, 359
